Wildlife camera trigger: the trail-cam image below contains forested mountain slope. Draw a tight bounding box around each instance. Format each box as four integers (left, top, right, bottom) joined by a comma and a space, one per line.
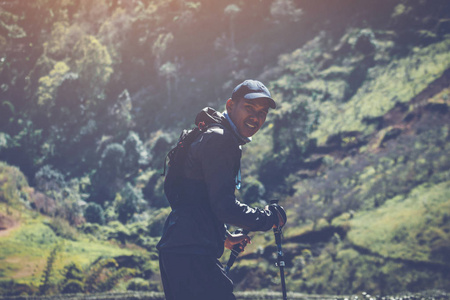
0, 0, 449, 297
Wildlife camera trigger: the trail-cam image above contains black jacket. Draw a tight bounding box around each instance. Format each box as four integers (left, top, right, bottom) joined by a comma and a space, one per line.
157, 108, 276, 258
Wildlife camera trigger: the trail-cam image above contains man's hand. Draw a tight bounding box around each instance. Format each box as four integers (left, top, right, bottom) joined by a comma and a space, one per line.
224, 231, 251, 251
266, 203, 287, 228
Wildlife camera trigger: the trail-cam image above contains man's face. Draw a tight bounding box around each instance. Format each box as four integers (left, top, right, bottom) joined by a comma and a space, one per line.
226, 97, 270, 138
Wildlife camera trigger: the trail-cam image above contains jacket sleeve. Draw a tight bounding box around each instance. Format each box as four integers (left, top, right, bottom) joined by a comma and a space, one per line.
197, 129, 276, 232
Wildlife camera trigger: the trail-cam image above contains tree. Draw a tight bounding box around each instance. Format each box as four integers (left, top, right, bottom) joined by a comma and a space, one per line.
122, 131, 148, 177
72, 35, 113, 99
90, 143, 125, 204
224, 4, 241, 52
61, 263, 84, 294
107, 90, 134, 132
158, 60, 179, 105
241, 177, 266, 206
270, 0, 302, 24
98, 7, 132, 63
83, 257, 135, 293
272, 100, 317, 154
36, 61, 71, 114
35, 165, 65, 200
152, 32, 174, 69
84, 202, 105, 225
39, 243, 62, 295
117, 183, 140, 224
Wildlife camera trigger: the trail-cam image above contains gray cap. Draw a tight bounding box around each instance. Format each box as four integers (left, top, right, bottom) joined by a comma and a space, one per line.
231, 79, 276, 109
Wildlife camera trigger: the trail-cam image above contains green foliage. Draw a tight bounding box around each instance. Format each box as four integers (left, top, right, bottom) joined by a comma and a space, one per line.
241, 176, 265, 206
148, 130, 173, 170
1, 119, 44, 177
35, 165, 65, 197
270, 0, 303, 23
84, 258, 118, 293
82, 257, 136, 293
90, 143, 126, 204
311, 38, 450, 143
147, 207, 171, 237
348, 181, 450, 264
37, 61, 70, 111
1, 0, 450, 297
272, 100, 318, 154
100, 143, 126, 172
126, 277, 152, 291
0, 203, 136, 291
43, 22, 82, 59
0, 161, 30, 205
34, 165, 84, 225
47, 217, 78, 240
98, 8, 132, 62
141, 169, 167, 208
289, 116, 450, 227
72, 35, 113, 98
61, 262, 84, 282
39, 243, 62, 295
97, 267, 136, 293
0, 8, 26, 39
105, 221, 132, 244
61, 279, 84, 294
152, 32, 174, 68
84, 202, 105, 225
122, 131, 148, 177
295, 241, 450, 295
0, 279, 36, 297
117, 183, 140, 224
60, 262, 84, 294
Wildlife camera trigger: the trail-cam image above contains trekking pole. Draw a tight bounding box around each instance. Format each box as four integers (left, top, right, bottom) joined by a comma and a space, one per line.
270, 199, 288, 300
224, 228, 249, 274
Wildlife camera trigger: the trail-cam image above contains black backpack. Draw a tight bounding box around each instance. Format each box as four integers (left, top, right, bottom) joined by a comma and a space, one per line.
162, 107, 226, 208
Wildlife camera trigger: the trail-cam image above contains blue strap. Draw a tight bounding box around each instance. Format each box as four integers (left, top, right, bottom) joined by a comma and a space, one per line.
235, 168, 241, 190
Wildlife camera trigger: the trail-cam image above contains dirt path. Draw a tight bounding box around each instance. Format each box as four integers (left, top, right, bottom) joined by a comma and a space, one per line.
0, 213, 20, 237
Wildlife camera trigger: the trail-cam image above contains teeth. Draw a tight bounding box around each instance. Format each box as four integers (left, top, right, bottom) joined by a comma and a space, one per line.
245, 122, 256, 128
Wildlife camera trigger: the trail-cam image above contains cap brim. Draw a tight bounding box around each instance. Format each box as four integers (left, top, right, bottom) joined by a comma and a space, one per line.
244, 93, 276, 109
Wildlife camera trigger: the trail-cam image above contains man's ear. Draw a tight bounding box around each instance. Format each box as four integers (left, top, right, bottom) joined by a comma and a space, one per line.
226, 98, 234, 113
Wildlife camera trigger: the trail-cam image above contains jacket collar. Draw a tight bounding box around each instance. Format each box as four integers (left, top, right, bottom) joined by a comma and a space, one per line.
223, 111, 252, 145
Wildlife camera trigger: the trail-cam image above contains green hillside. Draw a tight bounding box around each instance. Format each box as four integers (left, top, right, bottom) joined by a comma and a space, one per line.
0, 0, 449, 298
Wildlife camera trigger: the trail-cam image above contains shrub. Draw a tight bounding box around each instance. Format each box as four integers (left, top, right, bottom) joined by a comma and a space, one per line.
122, 131, 148, 176
126, 277, 151, 291
48, 217, 78, 240
0, 161, 30, 205
142, 170, 168, 208
147, 207, 171, 237
61, 262, 84, 283
100, 143, 126, 177
39, 243, 62, 295
84, 202, 105, 225
61, 279, 84, 294
90, 143, 126, 204
117, 183, 140, 224
35, 165, 65, 196
241, 177, 265, 206
107, 221, 132, 244
0, 279, 36, 296
148, 130, 172, 169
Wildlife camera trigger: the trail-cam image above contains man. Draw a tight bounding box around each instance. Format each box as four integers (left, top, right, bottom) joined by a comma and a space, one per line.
157, 79, 287, 300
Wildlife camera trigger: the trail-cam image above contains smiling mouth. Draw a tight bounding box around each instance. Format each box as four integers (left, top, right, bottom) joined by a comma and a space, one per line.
245, 121, 257, 129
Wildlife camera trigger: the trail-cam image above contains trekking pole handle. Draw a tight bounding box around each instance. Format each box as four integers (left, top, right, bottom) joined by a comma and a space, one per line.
270, 199, 288, 300
224, 228, 250, 273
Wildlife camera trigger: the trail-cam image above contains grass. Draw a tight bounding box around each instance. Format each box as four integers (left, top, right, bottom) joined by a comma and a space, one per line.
0, 204, 139, 288
311, 38, 450, 144
0, 161, 148, 291
347, 180, 450, 263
